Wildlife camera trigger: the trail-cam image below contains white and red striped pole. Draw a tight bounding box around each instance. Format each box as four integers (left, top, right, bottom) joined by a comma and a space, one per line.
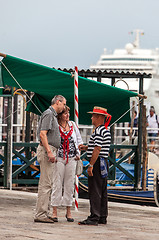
74, 66, 79, 211
74, 66, 79, 126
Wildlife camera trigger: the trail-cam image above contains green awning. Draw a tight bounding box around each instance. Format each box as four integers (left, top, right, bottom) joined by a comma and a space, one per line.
1, 55, 138, 125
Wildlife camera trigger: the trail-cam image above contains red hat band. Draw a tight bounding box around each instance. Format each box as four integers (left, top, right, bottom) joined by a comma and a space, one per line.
93, 109, 108, 115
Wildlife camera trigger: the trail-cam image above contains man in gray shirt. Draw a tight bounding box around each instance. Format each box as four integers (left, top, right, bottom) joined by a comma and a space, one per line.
34, 95, 66, 223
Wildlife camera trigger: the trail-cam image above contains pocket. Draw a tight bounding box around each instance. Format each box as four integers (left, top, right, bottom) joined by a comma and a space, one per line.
37, 146, 45, 163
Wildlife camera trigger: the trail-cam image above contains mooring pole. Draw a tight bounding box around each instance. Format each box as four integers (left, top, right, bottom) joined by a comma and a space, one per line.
6, 96, 13, 189
142, 105, 148, 190
74, 66, 79, 211
135, 77, 144, 189
110, 77, 115, 144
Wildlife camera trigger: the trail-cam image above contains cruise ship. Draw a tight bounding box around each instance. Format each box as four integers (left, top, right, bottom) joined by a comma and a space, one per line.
90, 29, 159, 114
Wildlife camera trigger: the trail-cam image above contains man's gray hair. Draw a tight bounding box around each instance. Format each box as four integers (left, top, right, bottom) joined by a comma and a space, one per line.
51, 95, 65, 105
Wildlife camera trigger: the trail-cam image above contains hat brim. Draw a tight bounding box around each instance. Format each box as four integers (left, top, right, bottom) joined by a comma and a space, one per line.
87, 111, 109, 116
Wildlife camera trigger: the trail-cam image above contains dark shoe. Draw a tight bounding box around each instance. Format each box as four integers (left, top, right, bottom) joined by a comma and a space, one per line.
34, 217, 54, 223
49, 217, 58, 222
98, 218, 107, 224
66, 214, 74, 222
78, 219, 98, 226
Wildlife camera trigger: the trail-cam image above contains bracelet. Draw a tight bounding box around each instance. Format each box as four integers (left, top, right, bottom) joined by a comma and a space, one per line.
88, 163, 93, 168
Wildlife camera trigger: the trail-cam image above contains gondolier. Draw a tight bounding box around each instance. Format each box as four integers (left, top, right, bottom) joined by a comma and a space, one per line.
78, 106, 111, 226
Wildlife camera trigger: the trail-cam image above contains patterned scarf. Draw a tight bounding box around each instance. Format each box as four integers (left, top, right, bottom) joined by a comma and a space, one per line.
59, 125, 73, 164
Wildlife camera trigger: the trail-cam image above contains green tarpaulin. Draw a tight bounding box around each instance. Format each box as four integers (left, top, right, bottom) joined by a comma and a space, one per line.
1, 55, 138, 125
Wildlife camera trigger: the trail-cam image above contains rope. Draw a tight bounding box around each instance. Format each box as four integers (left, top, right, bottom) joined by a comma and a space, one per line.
109, 98, 143, 127
2, 98, 32, 122
0, 60, 42, 115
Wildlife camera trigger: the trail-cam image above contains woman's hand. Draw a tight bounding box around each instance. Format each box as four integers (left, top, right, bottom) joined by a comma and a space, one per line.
74, 155, 80, 161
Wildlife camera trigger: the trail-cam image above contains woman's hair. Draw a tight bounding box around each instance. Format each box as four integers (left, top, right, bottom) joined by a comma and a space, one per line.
57, 105, 70, 121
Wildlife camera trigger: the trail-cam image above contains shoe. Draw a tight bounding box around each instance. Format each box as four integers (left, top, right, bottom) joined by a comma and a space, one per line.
98, 218, 107, 224
66, 214, 74, 222
34, 217, 54, 223
78, 219, 98, 226
49, 217, 58, 222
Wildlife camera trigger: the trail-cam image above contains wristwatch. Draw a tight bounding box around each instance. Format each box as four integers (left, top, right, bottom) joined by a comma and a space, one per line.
88, 163, 93, 168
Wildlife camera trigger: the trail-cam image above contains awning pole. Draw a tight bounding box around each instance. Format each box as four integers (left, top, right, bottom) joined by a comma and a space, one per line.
74, 66, 79, 211
0, 53, 6, 58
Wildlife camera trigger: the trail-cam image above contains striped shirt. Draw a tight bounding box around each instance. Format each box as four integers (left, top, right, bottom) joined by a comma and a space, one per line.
87, 125, 111, 158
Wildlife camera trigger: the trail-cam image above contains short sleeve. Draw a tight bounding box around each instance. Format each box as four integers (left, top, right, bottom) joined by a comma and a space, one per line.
94, 128, 103, 147
41, 113, 53, 131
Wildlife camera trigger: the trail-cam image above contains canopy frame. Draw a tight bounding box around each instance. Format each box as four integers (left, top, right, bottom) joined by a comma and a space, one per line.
0, 53, 152, 189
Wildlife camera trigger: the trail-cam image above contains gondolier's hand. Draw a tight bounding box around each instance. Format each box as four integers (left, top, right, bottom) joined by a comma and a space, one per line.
47, 151, 56, 163
78, 144, 88, 151
87, 166, 93, 176
74, 155, 80, 161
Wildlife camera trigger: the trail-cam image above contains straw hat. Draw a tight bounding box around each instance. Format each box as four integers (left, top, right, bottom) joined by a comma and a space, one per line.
87, 106, 109, 116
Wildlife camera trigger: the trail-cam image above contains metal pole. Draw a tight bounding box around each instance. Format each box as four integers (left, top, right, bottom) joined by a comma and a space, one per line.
6, 96, 13, 190
25, 91, 31, 158
97, 73, 101, 82
13, 94, 18, 142
142, 105, 148, 190
110, 77, 115, 144
135, 77, 144, 189
110, 77, 116, 179
25, 91, 31, 178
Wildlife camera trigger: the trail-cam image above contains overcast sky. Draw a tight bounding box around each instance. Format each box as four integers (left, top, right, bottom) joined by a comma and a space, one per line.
1, 0, 159, 69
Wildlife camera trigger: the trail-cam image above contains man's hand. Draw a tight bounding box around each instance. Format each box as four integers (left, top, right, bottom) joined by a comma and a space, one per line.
87, 166, 93, 176
78, 144, 88, 151
47, 151, 56, 163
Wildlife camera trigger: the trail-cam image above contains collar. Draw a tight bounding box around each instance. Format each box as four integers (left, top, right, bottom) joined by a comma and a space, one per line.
49, 106, 58, 117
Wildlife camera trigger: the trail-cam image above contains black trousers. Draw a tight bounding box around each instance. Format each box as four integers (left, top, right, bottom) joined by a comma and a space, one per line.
88, 157, 108, 222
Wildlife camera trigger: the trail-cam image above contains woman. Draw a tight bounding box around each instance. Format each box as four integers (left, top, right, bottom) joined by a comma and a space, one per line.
51, 106, 83, 222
